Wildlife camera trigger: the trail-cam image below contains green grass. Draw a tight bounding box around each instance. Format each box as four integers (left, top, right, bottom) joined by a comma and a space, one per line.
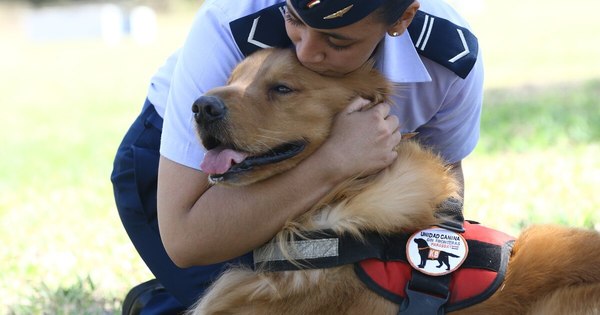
0, 3, 196, 313
463, 81, 600, 235
458, 0, 600, 89
478, 80, 600, 153
7, 277, 120, 315
1, 0, 599, 313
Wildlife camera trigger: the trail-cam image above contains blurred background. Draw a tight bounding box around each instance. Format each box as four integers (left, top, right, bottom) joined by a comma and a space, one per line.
0, 0, 598, 313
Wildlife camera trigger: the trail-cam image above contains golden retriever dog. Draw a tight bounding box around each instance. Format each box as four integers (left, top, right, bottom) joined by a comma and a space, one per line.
189, 48, 600, 314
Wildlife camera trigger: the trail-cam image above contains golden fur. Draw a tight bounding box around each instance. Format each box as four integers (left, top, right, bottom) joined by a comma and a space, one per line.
189, 48, 600, 314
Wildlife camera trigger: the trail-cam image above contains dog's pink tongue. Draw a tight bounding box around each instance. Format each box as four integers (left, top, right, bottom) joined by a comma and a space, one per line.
200, 147, 248, 175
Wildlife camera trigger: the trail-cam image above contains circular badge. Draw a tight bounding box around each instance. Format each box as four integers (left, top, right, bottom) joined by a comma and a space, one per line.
406, 227, 469, 276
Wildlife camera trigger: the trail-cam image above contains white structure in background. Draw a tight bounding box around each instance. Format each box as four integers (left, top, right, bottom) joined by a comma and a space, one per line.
23, 3, 123, 43
100, 4, 124, 44
22, 3, 157, 45
130, 6, 157, 45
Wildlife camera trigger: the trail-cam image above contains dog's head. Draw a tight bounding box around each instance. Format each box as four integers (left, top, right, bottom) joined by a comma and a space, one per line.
193, 48, 391, 186
414, 238, 429, 247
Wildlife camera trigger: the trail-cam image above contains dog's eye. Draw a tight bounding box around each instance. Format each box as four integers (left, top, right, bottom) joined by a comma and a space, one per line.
271, 85, 293, 94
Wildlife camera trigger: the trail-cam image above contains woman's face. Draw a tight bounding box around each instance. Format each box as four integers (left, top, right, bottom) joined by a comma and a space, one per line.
284, 1, 388, 76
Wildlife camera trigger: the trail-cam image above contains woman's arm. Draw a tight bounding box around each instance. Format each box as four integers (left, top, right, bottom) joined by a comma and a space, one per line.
158, 101, 402, 267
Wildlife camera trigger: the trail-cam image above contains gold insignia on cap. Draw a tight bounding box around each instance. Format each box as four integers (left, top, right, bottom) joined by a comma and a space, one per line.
323, 4, 354, 19
306, 0, 321, 8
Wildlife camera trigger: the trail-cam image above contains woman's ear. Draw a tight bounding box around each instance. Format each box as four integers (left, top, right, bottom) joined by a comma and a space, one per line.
387, 1, 421, 37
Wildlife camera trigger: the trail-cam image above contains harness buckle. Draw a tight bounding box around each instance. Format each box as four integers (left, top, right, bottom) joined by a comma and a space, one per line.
435, 197, 465, 233
398, 284, 449, 315
436, 220, 465, 233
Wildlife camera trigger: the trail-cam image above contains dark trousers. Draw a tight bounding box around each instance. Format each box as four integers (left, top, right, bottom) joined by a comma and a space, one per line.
111, 99, 252, 310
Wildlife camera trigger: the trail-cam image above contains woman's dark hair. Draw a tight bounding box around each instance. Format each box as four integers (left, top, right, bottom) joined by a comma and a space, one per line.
375, 0, 415, 25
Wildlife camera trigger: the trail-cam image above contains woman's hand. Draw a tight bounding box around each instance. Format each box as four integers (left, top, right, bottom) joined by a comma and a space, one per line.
312, 97, 402, 181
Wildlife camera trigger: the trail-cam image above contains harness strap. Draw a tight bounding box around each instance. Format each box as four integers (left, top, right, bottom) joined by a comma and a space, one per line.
254, 230, 506, 273
434, 197, 465, 233
254, 230, 409, 271
253, 220, 515, 313
399, 271, 450, 315
255, 199, 467, 271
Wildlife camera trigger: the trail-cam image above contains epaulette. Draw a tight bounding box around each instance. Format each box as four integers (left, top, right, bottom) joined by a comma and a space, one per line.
230, 3, 292, 57
407, 10, 479, 79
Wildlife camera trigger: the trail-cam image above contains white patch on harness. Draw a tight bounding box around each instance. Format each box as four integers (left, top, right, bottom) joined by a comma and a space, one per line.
406, 227, 468, 276
253, 238, 339, 263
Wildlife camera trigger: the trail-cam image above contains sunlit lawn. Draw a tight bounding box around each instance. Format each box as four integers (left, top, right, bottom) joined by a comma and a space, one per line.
1, 0, 599, 313
0, 3, 196, 312
464, 82, 600, 235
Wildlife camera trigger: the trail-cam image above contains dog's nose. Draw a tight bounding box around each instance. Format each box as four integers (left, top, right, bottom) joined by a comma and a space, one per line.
192, 95, 228, 124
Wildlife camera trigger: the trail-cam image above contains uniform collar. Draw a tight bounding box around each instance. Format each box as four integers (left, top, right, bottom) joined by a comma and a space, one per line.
374, 31, 431, 84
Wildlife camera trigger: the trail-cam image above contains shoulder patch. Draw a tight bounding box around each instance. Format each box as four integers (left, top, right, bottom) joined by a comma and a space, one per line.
229, 3, 292, 57
407, 10, 479, 79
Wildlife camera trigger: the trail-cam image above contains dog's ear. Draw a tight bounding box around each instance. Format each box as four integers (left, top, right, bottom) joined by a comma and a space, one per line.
364, 59, 392, 103
370, 84, 389, 105
342, 58, 393, 110
361, 58, 377, 71
360, 70, 393, 105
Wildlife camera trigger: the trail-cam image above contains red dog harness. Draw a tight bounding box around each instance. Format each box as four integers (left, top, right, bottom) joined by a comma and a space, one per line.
254, 221, 515, 314
355, 221, 515, 313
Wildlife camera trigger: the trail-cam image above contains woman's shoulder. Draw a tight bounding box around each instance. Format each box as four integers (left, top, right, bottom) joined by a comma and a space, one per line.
407, 0, 480, 80
207, 0, 292, 57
